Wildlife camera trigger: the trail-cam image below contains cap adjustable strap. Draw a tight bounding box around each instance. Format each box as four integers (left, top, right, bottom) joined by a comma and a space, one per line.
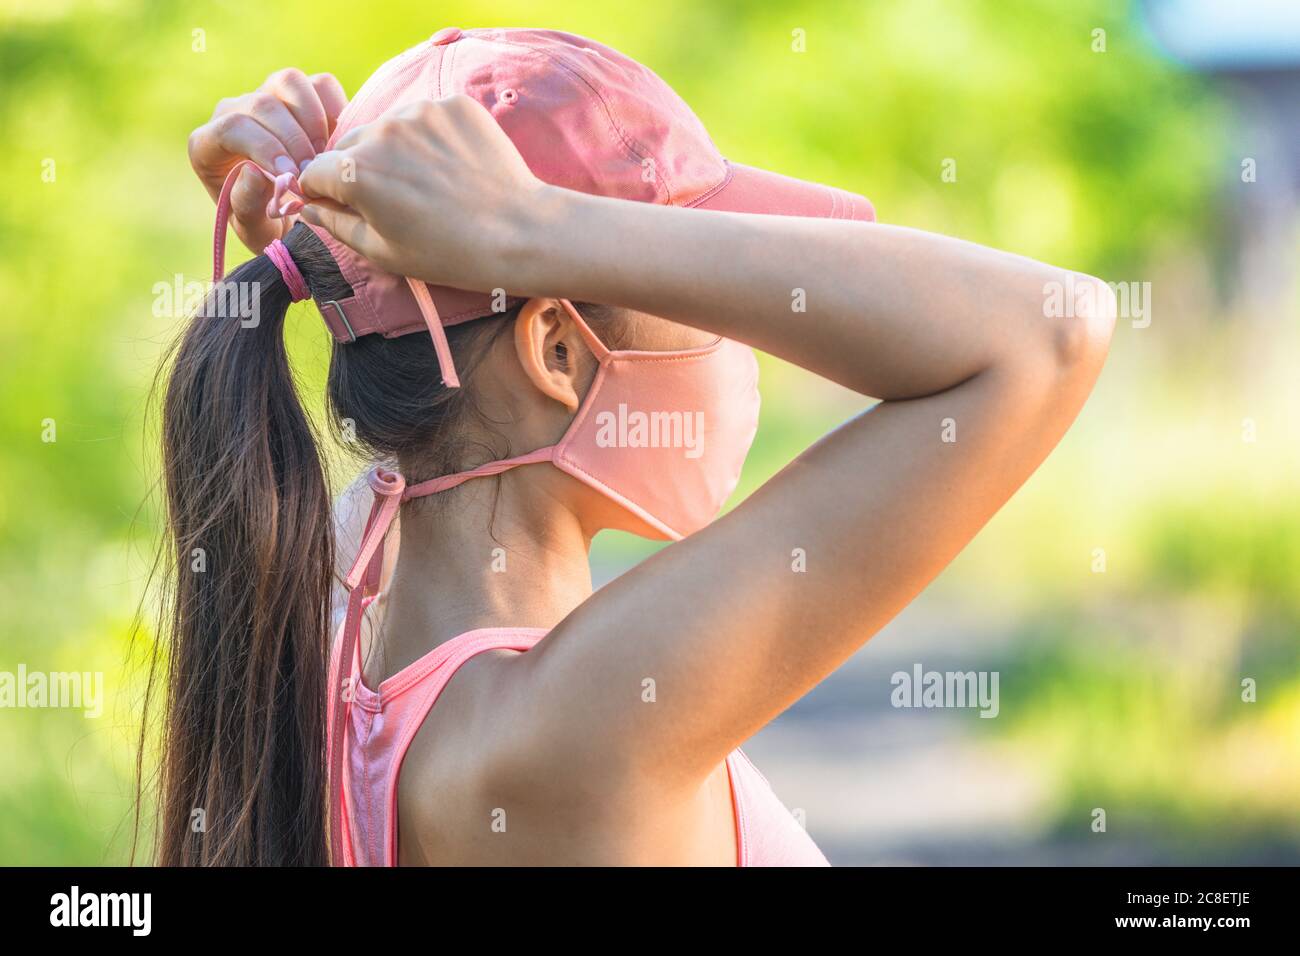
407, 278, 461, 388
210, 161, 466, 389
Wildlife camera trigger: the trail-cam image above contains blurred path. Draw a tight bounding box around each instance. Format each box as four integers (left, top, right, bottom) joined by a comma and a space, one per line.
739, 598, 1057, 865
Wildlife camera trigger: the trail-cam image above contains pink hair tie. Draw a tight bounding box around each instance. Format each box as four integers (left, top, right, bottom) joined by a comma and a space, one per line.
265, 238, 310, 302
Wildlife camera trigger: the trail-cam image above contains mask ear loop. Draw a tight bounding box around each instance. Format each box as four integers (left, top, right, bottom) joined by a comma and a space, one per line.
558, 299, 612, 364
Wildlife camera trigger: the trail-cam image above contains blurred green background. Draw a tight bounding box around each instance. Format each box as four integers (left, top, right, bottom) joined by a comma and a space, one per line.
1, 0, 1296, 864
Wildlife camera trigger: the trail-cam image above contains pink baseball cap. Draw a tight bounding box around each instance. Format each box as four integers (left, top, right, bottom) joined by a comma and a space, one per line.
307, 27, 875, 386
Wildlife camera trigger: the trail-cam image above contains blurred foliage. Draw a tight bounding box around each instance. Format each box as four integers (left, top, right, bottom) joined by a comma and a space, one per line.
998, 623, 1300, 860
0, 0, 1294, 863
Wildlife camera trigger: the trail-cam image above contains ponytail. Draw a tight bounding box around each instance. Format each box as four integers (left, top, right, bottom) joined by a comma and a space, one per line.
140, 220, 547, 865
151, 230, 334, 865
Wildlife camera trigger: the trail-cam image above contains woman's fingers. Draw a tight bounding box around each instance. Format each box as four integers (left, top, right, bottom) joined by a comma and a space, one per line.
189, 112, 289, 190
196, 70, 348, 187
192, 68, 352, 257
229, 165, 283, 250
328, 122, 371, 153
262, 68, 330, 159
299, 198, 376, 259
296, 96, 542, 288
228, 90, 317, 170
310, 73, 349, 138
298, 149, 356, 206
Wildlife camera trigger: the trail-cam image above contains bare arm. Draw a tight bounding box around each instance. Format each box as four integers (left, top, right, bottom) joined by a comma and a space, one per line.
517, 191, 1103, 400
508, 191, 1114, 783
299, 97, 1116, 786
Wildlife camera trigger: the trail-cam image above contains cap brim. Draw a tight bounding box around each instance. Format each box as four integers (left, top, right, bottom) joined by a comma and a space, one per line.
690, 161, 875, 222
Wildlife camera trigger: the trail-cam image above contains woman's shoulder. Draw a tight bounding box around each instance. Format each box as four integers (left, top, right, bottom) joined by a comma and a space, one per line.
394, 644, 565, 863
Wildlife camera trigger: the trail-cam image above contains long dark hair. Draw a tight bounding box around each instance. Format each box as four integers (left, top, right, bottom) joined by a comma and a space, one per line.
143, 223, 513, 865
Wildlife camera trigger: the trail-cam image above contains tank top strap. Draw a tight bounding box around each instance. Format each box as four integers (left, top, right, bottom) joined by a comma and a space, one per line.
375, 628, 547, 866
391, 627, 549, 726
329, 626, 550, 866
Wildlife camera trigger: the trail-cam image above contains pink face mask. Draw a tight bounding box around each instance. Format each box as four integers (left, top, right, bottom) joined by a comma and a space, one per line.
541, 300, 761, 540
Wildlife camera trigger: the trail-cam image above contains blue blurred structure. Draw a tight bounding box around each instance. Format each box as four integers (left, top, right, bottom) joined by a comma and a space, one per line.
1141, 0, 1299, 316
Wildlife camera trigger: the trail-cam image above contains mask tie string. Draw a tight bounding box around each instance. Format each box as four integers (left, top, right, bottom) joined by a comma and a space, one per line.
212, 160, 307, 282
328, 467, 401, 865
405, 295, 606, 390
329, 448, 553, 863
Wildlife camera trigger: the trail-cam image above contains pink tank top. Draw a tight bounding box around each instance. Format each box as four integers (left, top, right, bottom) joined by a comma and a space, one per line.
327, 626, 828, 867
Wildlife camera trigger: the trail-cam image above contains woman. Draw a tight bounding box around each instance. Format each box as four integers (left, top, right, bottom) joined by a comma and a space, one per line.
158, 28, 1114, 865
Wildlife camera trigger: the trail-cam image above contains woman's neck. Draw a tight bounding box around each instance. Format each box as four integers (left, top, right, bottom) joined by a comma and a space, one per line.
373, 466, 594, 677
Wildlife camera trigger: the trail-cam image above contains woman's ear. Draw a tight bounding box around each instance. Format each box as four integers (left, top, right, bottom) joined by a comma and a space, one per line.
513, 298, 584, 413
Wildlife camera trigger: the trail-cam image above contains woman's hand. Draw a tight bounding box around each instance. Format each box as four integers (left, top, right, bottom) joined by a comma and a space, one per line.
298, 96, 548, 290
189, 68, 348, 253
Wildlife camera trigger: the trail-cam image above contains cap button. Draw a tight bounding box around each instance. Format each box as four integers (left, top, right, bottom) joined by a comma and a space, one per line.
431, 27, 462, 45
